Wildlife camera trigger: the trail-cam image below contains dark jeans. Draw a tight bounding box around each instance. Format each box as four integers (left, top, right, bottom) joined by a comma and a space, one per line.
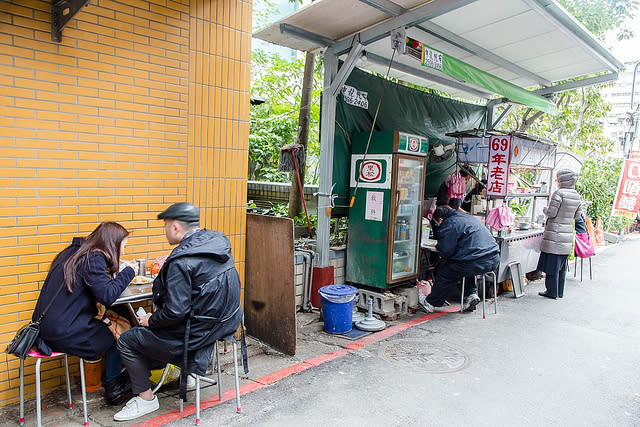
117, 327, 183, 394
545, 260, 568, 298
427, 254, 500, 307
104, 344, 121, 382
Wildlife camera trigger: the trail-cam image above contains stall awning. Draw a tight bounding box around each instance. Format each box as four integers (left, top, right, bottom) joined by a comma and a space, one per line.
419, 42, 556, 113
254, 0, 622, 112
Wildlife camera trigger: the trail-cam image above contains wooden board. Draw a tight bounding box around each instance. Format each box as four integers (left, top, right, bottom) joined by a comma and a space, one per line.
245, 214, 296, 355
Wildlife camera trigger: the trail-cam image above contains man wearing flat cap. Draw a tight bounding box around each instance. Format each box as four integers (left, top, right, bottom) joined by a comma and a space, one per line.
114, 203, 244, 421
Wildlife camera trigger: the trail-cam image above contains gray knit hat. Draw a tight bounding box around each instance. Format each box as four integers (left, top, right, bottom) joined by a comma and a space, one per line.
556, 168, 578, 189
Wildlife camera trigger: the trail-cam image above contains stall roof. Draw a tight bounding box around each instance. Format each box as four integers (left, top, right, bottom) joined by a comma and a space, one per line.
254, 0, 622, 108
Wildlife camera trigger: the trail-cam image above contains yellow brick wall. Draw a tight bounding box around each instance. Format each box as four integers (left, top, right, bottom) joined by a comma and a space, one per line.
0, 0, 251, 405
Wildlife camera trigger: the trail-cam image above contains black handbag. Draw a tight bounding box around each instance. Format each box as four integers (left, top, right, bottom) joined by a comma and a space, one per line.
5, 280, 67, 359
5, 322, 40, 359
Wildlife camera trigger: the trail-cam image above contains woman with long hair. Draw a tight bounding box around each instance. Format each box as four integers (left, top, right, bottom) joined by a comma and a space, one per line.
33, 222, 136, 405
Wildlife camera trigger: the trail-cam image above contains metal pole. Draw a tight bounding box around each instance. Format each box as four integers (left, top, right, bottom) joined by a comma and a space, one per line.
629, 61, 640, 154
630, 60, 640, 111
316, 52, 338, 267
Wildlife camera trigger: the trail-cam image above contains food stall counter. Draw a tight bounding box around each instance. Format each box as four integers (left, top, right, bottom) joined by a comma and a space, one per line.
494, 229, 544, 282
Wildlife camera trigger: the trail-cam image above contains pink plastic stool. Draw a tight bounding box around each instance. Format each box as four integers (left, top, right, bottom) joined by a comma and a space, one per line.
19, 350, 89, 427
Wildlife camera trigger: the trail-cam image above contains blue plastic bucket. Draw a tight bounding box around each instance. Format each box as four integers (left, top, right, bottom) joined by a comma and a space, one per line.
319, 284, 358, 334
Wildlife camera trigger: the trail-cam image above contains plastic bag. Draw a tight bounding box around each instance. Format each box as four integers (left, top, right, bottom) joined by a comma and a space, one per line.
574, 233, 595, 258
318, 290, 357, 304
486, 204, 514, 231
416, 280, 432, 307
151, 255, 168, 276
446, 171, 466, 199
96, 303, 131, 340
150, 364, 181, 387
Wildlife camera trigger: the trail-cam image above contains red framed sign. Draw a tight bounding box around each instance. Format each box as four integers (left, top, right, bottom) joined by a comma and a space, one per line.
486, 135, 511, 197
612, 159, 640, 218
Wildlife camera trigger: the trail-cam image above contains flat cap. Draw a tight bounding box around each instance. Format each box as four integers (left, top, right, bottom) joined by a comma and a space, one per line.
157, 202, 200, 222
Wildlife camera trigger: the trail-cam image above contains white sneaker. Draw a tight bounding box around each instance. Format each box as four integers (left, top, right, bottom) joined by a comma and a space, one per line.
113, 396, 159, 421
185, 373, 196, 390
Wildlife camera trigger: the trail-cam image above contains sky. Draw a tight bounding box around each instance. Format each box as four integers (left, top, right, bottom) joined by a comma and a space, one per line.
605, 17, 640, 64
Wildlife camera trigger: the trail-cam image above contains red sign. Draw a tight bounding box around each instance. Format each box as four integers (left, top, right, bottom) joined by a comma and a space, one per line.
408, 137, 419, 152
486, 135, 511, 197
612, 159, 640, 218
360, 160, 382, 182
629, 150, 640, 160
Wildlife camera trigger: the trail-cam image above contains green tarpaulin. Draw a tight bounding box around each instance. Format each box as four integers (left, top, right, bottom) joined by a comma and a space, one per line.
331, 67, 487, 215
421, 43, 556, 114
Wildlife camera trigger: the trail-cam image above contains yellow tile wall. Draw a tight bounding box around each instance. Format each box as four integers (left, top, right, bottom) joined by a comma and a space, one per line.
0, 0, 251, 406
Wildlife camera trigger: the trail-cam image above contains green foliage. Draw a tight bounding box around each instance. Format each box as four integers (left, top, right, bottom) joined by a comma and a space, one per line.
293, 213, 318, 229
509, 199, 531, 217
559, 0, 638, 39
249, 50, 323, 184
499, 87, 614, 156
252, 0, 281, 32
575, 156, 622, 226
608, 215, 634, 231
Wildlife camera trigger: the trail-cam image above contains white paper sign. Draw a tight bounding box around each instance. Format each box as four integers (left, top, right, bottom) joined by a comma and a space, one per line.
341, 85, 369, 109
365, 191, 384, 221
422, 46, 443, 70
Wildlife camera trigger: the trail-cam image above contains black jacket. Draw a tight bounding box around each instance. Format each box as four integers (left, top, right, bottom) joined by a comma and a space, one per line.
149, 229, 243, 368
436, 209, 499, 262
34, 237, 135, 358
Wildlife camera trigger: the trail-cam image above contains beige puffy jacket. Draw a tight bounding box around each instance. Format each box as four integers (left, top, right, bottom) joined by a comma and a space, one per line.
540, 169, 583, 255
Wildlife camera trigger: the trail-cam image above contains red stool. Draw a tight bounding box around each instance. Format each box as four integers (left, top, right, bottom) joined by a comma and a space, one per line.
19, 350, 89, 427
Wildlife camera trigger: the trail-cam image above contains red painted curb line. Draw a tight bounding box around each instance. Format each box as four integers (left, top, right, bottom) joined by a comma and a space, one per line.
133, 307, 458, 427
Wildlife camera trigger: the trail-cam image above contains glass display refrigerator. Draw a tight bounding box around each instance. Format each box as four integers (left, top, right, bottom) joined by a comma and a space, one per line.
346, 131, 427, 289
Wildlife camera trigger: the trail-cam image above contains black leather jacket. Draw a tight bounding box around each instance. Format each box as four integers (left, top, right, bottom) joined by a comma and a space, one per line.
149, 229, 242, 353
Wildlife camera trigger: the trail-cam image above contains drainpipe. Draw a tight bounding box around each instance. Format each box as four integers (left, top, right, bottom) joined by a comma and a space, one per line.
295, 247, 316, 312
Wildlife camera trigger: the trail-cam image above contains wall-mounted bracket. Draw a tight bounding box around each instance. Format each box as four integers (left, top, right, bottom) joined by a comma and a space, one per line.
390, 27, 406, 54
51, 0, 90, 42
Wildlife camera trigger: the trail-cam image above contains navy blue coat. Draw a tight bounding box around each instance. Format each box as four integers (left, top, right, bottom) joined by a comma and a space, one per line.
436, 209, 499, 263
33, 238, 135, 358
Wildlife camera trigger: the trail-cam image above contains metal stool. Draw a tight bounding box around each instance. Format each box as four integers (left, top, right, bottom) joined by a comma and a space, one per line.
175, 335, 241, 425
19, 350, 89, 427
213, 336, 241, 415
574, 256, 593, 281
460, 271, 498, 319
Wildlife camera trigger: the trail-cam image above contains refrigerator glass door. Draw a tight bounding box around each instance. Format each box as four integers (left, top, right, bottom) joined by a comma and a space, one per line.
390, 156, 424, 280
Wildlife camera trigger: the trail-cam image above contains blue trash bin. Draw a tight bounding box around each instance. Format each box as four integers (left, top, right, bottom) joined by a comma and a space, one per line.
319, 284, 358, 334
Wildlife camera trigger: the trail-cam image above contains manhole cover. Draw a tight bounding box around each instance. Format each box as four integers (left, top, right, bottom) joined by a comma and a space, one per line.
378, 338, 470, 373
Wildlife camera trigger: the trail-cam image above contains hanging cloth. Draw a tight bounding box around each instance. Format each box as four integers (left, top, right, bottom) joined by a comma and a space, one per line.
446, 171, 466, 199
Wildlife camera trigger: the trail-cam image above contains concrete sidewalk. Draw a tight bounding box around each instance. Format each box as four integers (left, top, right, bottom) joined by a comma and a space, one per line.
0, 307, 447, 426
2, 233, 636, 426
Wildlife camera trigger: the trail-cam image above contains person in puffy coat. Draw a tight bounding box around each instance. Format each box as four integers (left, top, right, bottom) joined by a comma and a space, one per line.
115, 203, 243, 422
33, 222, 136, 405
537, 169, 583, 299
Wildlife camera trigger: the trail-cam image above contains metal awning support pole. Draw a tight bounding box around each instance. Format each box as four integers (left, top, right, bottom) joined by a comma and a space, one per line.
327, 38, 364, 97
316, 52, 339, 267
